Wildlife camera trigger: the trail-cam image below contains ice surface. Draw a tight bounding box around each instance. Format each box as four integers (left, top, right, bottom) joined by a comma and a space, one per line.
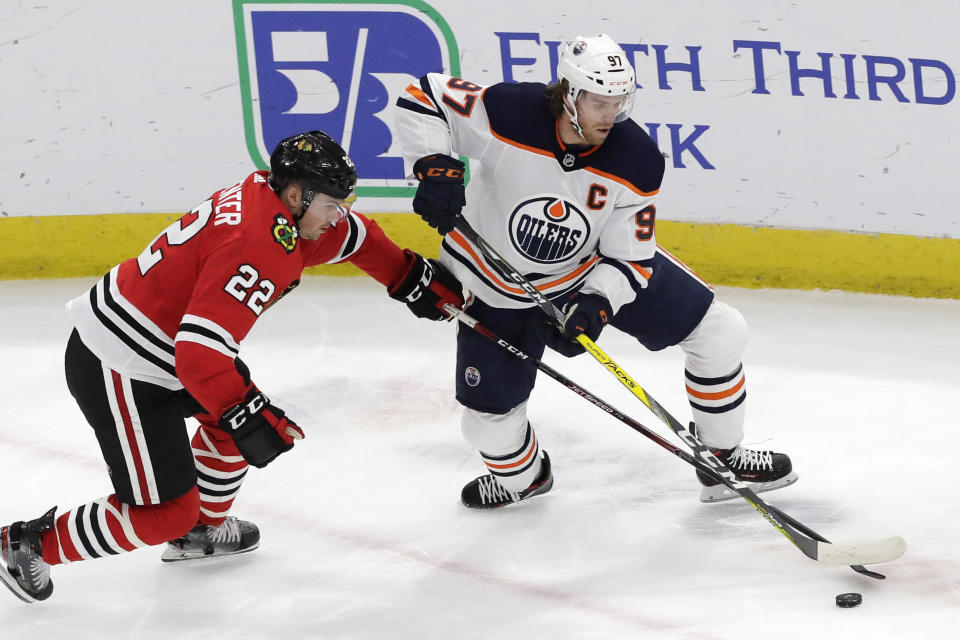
1, 277, 957, 638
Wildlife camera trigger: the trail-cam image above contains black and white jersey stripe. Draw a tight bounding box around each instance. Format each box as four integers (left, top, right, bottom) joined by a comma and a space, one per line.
324, 211, 368, 264
176, 314, 240, 360
89, 266, 177, 378
73, 266, 242, 390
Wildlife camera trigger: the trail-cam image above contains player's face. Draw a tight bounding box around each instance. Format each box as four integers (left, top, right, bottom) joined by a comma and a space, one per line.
298, 191, 349, 240
574, 92, 628, 145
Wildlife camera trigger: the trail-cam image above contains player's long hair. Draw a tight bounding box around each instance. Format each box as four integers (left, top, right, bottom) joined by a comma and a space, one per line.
545, 79, 569, 118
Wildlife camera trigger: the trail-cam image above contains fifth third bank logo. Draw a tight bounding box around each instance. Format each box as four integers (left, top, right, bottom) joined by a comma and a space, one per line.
234, 1, 459, 194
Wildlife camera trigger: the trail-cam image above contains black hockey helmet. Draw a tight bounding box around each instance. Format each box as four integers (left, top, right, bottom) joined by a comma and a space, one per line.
268, 131, 357, 207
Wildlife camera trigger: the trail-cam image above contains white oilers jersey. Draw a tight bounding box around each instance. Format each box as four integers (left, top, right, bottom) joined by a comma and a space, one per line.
396, 73, 665, 310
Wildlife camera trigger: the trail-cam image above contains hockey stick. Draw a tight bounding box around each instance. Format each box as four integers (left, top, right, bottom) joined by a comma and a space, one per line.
448, 217, 906, 576
446, 304, 906, 576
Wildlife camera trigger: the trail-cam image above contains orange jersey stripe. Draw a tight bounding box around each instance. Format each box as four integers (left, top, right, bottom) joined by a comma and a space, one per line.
480, 88, 559, 158
489, 124, 658, 196
554, 122, 603, 157
685, 375, 746, 401
488, 126, 555, 159
448, 230, 599, 295
404, 83, 436, 108
484, 436, 538, 470
628, 262, 653, 280
584, 165, 659, 197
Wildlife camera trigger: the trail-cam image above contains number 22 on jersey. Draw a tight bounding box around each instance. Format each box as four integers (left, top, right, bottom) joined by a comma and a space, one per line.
137, 199, 214, 276
136, 199, 276, 317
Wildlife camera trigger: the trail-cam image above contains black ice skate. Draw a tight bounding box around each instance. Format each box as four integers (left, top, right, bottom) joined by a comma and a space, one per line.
461, 451, 554, 509
161, 516, 260, 562
696, 443, 798, 503
1, 507, 56, 603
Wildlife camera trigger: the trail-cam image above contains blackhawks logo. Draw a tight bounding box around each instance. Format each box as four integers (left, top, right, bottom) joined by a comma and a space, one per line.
272, 214, 298, 253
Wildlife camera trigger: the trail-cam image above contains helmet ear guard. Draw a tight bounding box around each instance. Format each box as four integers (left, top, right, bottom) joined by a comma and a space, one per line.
298, 185, 321, 215
556, 34, 637, 138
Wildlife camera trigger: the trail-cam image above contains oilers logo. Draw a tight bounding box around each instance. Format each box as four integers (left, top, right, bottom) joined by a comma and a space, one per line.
464, 366, 481, 387
508, 196, 591, 264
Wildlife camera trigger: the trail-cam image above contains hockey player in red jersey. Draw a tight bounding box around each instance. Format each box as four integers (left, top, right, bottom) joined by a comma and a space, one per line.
0, 130, 464, 603
394, 34, 797, 509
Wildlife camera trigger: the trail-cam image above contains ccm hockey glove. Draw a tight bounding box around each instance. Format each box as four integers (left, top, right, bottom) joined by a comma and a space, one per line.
218, 388, 304, 468
545, 293, 613, 357
389, 249, 465, 320
412, 154, 466, 235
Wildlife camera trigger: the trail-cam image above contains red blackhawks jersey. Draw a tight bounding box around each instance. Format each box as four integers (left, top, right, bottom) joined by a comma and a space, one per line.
67, 170, 408, 419
395, 74, 665, 312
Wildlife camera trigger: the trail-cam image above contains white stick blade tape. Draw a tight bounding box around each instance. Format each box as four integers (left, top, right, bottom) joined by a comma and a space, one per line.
817, 536, 907, 566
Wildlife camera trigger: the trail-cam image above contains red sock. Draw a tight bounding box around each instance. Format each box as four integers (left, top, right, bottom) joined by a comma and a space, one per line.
40, 487, 200, 565
190, 422, 249, 527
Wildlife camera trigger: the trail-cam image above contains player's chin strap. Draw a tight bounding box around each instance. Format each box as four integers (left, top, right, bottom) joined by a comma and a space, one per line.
562, 95, 588, 142
449, 215, 904, 578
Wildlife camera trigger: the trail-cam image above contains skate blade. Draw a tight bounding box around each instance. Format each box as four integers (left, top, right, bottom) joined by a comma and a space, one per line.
160, 542, 260, 563
0, 567, 50, 603
699, 470, 799, 503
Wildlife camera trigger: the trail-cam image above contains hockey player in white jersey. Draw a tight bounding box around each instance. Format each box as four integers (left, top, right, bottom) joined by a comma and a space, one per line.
395, 34, 798, 508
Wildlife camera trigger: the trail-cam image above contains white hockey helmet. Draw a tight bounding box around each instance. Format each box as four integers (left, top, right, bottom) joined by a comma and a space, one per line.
556, 34, 636, 136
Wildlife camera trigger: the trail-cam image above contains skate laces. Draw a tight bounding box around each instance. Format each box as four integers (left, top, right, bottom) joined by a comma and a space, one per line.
727, 446, 773, 471
477, 475, 517, 505
209, 517, 241, 545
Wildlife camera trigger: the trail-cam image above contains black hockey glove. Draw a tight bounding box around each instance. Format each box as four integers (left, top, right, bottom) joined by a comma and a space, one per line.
388, 249, 465, 321
544, 293, 613, 358
219, 388, 304, 468
412, 154, 466, 235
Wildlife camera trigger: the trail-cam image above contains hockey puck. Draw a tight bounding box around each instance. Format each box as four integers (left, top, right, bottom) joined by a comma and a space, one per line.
835, 593, 862, 608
